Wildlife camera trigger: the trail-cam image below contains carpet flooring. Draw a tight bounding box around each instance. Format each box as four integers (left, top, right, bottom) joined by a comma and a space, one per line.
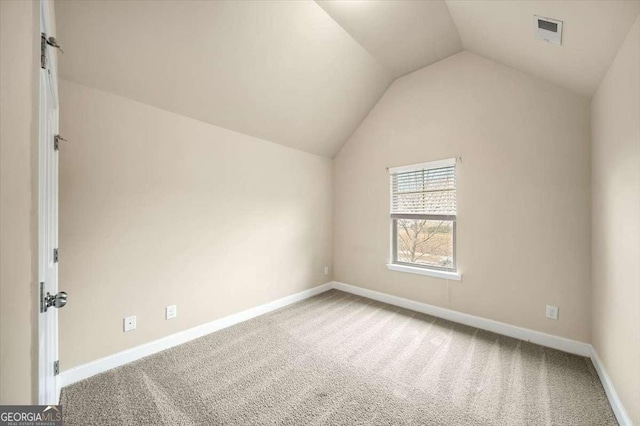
61, 289, 617, 425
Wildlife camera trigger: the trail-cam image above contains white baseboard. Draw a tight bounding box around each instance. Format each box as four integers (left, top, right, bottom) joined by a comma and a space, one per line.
590, 346, 633, 426
60, 282, 333, 388
332, 282, 591, 357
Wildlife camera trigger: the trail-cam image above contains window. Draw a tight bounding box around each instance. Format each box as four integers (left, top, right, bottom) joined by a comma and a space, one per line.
388, 158, 460, 280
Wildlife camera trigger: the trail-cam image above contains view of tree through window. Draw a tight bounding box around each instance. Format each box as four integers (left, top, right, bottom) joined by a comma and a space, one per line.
390, 160, 457, 272
396, 219, 453, 268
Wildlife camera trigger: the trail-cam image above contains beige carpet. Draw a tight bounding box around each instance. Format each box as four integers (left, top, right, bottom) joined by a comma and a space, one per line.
61, 290, 617, 425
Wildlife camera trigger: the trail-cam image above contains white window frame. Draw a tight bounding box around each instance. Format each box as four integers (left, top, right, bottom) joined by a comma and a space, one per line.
386, 158, 462, 281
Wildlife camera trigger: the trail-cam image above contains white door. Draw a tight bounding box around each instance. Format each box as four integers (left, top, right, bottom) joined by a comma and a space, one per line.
39, 0, 65, 405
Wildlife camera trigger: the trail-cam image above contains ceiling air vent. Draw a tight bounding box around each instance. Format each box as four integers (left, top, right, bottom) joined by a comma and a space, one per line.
534, 15, 563, 45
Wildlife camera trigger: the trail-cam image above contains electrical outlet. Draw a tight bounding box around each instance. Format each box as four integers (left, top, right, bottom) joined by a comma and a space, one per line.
124, 315, 136, 332
324, 266, 329, 276
166, 305, 177, 320
545, 305, 559, 320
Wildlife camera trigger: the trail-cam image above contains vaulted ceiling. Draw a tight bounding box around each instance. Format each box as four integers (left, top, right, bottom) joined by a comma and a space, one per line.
316, 1, 463, 78
56, 1, 639, 158
447, 0, 640, 97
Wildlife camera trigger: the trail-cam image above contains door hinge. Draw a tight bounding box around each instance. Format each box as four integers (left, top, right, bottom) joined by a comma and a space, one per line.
53, 248, 59, 263
54, 360, 59, 376
54, 135, 67, 151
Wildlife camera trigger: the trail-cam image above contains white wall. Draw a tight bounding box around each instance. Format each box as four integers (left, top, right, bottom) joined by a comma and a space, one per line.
334, 51, 592, 343
0, 0, 39, 404
591, 15, 640, 425
58, 80, 333, 369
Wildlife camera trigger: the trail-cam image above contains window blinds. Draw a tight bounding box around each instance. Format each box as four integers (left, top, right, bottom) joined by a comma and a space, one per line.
391, 165, 456, 216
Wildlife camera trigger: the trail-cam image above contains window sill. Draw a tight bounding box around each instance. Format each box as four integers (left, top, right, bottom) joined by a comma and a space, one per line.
386, 264, 462, 281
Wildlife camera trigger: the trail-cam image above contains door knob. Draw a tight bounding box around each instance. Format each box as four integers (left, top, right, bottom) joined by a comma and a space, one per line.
42, 291, 68, 312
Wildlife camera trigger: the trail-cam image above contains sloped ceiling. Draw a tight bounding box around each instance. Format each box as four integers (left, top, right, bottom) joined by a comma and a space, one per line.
56, 1, 640, 158
446, 0, 640, 97
55, 0, 393, 158
315, 1, 463, 78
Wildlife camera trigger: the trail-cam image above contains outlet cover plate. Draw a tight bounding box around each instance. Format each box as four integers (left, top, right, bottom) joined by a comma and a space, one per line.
166, 305, 177, 320
124, 315, 136, 332
545, 305, 559, 320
